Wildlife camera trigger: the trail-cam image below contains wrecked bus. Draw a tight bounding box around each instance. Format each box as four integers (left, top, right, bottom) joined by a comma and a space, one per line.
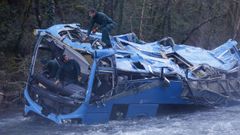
23, 24, 240, 124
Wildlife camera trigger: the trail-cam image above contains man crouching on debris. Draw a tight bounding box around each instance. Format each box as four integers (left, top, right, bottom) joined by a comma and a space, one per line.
83, 8, 116, 47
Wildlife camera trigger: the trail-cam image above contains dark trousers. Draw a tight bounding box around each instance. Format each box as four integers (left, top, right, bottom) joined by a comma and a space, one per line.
101, 23, 115, 47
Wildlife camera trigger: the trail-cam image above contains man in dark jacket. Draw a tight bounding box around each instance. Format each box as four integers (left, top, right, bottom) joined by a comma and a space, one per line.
85, 8, 116, 47
45, 58, 60, 79
55, 54, 81, 86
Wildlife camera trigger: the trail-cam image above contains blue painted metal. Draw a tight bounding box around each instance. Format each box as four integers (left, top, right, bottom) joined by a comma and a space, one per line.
24, 23, 240, 124
127, 104, 159, 118
24, 74, 190, 124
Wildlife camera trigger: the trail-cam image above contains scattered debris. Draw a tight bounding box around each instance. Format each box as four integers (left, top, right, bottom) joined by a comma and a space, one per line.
23, 24, 240, 124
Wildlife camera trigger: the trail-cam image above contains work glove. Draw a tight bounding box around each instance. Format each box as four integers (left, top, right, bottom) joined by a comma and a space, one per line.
92, 27, 98, 34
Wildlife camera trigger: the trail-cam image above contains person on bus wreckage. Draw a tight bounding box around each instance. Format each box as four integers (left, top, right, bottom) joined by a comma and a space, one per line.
83, 8, 117, 48
55, 54, 81, 86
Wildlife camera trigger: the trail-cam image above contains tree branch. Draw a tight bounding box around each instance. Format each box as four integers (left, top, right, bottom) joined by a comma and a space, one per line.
181, 13, 226, 44
14, 0, 33, 56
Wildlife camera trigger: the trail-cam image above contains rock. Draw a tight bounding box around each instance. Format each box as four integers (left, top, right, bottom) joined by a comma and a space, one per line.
3, 82, 23, 93
0, 81, 4, 90
0, 90, 3, 104
2, 82, 23, 104
0, 70, 6, 80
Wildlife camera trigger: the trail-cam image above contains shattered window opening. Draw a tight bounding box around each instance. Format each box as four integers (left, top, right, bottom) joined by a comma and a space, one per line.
29, 35, 91, 114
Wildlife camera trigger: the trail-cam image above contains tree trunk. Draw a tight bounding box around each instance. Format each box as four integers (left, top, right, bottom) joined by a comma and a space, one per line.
33, 0, 42, 28
139, 0, 146, 39
161, 0, 171, 36
47, 0, 56, 26
14, 0, 32, 57
103, 0, 113, 17
234, 16, 240, 39
117, 0, 124, 33
181, 14, 226, 44
54, 0, 65, 23
149, 1, 161, 40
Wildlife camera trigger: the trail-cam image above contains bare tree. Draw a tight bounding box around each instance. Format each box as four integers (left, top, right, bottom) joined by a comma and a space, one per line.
181, 14, 226, 44
33, 0, 42, 28
15, 0, 32, 56
46, 0, 56, 26
162, 0, 172, 36
103, 0, 114, 17
139, 0, 146, 39
54, 0, 65, 23
117, 0, 125, 33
